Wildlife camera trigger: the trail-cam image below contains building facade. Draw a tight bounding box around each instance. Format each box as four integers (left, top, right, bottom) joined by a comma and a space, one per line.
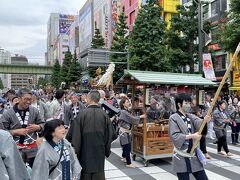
202, 0, 229, 81
121, 0, 140, 31
0, 48, 11, 89
11, 55, 30, 89
47, 13, 75, 65
68, 16, 80, 57
93, 0, 113, 49
79, 0, 94, 53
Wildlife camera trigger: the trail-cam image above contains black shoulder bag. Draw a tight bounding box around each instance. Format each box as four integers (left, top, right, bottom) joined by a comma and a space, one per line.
49, 141, 64, 175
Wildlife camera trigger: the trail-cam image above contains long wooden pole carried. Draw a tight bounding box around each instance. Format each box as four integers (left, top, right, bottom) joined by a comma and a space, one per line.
190, 42, 240, 155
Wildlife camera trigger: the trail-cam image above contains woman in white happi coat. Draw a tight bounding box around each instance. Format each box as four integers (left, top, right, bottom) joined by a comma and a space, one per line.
31, 119, 81, 180
169, 93, 211, 180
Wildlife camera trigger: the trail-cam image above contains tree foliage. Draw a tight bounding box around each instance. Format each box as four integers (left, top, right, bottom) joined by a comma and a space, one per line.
88, 24, 106, 78
91, 25, 105, 49
68, 50, 82, 83
0, 78, 4, 89
37, 77, 48, 89
166, 2, 200, 73
221, 0, 240, 52
60, 49, 72, 87
128, 0, 170, 72
51, 59, 61, 88
110, 6, 129, 83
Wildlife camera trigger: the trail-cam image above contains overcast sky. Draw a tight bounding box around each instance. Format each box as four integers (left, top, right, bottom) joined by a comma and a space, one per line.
0, 0, 87, 65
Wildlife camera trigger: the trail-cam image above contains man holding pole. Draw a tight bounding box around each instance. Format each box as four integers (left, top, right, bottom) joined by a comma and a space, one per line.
169, 93, 211, 180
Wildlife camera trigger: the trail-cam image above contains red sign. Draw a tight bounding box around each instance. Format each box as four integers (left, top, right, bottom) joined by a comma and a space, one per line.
208, 43, 221, 51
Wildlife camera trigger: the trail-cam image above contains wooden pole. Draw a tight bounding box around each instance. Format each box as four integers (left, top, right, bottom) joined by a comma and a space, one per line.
143, 85, 147, 156
190, 42, 240, 154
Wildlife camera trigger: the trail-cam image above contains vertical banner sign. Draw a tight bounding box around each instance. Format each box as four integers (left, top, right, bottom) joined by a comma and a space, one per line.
111, 0, 118, 34
105, 15, 108, 48
203, 53, 216, 81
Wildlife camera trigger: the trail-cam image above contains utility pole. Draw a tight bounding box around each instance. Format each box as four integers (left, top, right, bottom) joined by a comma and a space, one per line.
198, 0, 203, 74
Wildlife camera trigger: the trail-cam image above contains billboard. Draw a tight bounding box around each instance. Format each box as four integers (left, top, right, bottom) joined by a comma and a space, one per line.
59, 14, 75, 34
79, 2, 93, 52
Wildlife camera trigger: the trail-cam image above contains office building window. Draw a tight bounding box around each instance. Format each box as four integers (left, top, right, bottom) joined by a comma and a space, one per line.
211, 1, 218, 17
214, 54, 226, 71
203, 5, 209, 20
130, 11, 135, 25
220, 0, 227, 11
211, 27, 219, 42
129, 0, 133, 7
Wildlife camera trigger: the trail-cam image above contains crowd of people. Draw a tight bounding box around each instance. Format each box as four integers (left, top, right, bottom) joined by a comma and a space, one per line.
0, 87, 239, 180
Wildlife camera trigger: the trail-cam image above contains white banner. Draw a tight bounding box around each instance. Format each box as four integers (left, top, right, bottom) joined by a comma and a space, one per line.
203, 53, 216, 81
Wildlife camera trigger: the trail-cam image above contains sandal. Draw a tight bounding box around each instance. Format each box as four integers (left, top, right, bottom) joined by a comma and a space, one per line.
121, 158, 127, 163
204, 153, 211, 159
126, 164, 136, 168
217, 151, 226, 156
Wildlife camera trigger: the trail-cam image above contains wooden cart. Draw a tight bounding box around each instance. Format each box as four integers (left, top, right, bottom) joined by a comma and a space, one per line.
131, 121, 173, 166
116, 70, 215, 166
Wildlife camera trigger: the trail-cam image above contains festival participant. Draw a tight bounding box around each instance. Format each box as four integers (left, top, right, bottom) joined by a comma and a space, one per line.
228, 97, 240, 145
4, 89, 16, 109
169, 93, 211, 180
213, 100, 233, 156
49, 90, 66, 121
118, 97, 145, 168
67, 90, 117, 180
0, 88, 45, 167
31, 119, 81, 180
0, 130, 30, 180
64, 93, 85, 127
31, 91, 51, 121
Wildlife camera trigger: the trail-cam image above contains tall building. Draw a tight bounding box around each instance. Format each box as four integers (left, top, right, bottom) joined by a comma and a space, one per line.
68, 16, 80, 56
121, 0, 141, 31
93, 0, 114, 49
47, 13, 75, 65
0, 48, 11, 88
11, 55, 30, 89
161, 0, 180, 28
201, 0, 229, 81
79, 0, 94, 53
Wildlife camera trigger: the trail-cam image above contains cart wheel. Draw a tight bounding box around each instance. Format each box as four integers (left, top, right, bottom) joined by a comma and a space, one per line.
143, 160, 149, 167
132, 154, 136, 161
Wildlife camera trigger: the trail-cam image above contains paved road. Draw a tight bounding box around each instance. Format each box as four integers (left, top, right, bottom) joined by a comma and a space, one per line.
105, 136, 240, 180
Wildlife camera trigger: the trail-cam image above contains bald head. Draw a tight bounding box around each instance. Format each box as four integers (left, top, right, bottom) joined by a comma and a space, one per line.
87, 90, 100, 104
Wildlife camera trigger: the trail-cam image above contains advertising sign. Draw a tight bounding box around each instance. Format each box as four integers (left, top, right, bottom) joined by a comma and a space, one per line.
59, 14, 75, 34
203, 53, 216, 81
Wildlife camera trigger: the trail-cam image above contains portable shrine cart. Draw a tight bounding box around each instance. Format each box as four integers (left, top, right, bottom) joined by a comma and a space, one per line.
117, 70, 215, 166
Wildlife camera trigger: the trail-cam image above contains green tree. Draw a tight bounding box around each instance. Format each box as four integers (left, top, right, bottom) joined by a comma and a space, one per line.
0, 78, 4, 89
166, 1, 210, 73
68, 50, 82, 83
88, 23, 106, 78
37, 77, 48, 88
221, 0, 240, 52
110, 6, 129, 83
51, 59, 61, 88
91, 23, 105, 48
128, 0, 170, 72
60, 48, 72, 87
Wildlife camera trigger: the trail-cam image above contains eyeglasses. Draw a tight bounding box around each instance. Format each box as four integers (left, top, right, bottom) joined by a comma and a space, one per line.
20, 97, 32, 102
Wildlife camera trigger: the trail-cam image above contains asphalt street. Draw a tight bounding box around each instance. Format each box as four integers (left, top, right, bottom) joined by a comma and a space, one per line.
105, 132, 240, 180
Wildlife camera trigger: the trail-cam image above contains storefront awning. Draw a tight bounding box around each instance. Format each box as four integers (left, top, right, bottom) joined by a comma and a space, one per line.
117, 70, 216, 86
229, 86, 240, 91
